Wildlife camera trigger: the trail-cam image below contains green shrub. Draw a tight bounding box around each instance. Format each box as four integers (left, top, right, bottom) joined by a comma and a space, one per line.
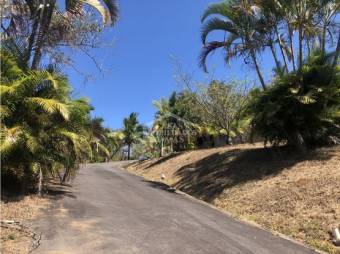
249, 53, 340, 149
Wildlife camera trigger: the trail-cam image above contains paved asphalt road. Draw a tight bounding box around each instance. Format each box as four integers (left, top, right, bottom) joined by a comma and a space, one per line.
35, 162, 317, 254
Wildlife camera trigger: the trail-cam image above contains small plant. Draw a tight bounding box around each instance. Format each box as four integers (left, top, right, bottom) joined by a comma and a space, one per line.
8, 233, 16, 240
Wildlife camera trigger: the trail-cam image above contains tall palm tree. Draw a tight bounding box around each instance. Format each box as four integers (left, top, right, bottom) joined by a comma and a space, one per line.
199, 0, 267, 90
87, 117, 112, 161
2, 0, 119, 69
121, 112, 145, 160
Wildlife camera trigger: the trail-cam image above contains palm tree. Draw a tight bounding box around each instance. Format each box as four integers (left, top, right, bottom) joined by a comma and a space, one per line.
87, 117, 112, 162
121, 113, 145, 160
199, 0, 267, 90
1, 50, 92, 193
2, 0, 119, 69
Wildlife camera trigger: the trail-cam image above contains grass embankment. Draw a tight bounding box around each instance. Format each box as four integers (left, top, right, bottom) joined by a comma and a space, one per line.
126, 143, 340, 254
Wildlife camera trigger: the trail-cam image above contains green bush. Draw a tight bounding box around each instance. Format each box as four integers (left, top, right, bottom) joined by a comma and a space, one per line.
249, 53, 340, 149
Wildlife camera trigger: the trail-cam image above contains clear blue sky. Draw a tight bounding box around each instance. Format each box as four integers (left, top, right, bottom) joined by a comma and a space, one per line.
67, 0, 275, 129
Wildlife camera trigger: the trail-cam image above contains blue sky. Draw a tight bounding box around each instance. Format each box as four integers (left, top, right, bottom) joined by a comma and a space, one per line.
67, 0, 275, 129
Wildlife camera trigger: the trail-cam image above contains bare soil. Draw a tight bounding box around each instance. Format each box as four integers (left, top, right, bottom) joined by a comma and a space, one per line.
1, 194, 51, 254
126, 143, 340, 254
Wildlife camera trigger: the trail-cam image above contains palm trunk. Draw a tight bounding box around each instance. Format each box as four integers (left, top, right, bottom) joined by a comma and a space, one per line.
250, 49, 266, 90
31, 0, 55, 70
56, 168, 63, 183
269, 43, 281, 72
127, 144, 131, 160
24, 10, 41, 67
321, 24, 327, 56
160, 139, 164, 157
290, 130, 307, 154
332, 32, 340, 70
61, 168, 70, 184
288, 25, 296, 71
275, 28, 289, 73
38, 167, 43, 196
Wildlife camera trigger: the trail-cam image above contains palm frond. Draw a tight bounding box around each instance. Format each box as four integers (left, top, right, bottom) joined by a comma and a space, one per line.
201, 17, 237, 44
96, 142, 110, 157
0, 105, 11, 119
201, 1, 232, 22
0, 126, 24, 155
25, 97, 70, 120
199, 41, 226, 72
101, 0, 119, 24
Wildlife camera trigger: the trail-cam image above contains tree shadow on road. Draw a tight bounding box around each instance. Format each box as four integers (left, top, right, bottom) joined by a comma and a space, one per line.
45, 182, 76, 200
174, 146, 334, 202
143, 180, 178, 194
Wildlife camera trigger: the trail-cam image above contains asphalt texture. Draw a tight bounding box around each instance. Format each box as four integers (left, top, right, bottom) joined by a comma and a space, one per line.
34, 162, 317, 254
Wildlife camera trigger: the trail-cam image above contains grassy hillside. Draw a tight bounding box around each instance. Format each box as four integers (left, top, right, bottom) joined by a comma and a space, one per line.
126, 144, 340, 254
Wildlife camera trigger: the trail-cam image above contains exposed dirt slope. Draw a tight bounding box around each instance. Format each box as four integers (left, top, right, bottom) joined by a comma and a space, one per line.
1, 195, 51, 254
126, 144, 340, 254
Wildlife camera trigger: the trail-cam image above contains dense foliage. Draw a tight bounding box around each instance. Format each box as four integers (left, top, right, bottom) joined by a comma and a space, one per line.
200, 0, 339, 90
0, 51, 118, 192
249, 52, 340, 149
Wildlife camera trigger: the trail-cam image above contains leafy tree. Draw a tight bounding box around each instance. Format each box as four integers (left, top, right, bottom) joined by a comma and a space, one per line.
194, 80, 251, 144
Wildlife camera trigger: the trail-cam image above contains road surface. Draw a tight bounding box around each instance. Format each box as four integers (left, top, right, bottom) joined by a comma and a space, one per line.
35, 162, 317, 254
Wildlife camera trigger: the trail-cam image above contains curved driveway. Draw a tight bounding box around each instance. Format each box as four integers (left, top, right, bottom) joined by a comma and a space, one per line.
35, 162, 317, 254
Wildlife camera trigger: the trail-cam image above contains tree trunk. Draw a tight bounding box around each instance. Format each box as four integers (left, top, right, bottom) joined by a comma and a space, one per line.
321, 24, 327, 56
332, 32, 340, 70
250, 49, 266, 90
159, 139, 164, 157
269, 43, 281, 72
288, 130, 307, 154
288, 25, 296, 71
61, 168, 70, 184
38, 167, 43, 196
31, 0, 55, 70
56, 168, 63, 183
127, 144, 131, 160
24, 9, 41, 67
275, 28, 289, 73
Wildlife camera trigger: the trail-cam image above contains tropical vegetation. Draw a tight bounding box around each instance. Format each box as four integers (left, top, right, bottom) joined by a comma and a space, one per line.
1, 0, 120, 193
0, 50, 120, 193
132, 0, 339, 156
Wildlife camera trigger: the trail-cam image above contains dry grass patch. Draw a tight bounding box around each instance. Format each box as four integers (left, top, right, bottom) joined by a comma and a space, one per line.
126, 144, 340, 254
1, 195, 51, 254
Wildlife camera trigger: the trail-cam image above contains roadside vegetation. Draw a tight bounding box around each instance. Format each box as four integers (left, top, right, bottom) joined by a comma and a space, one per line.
128, 0, 339, 158
124, 0, 340, 253
1, 0, 339, 253
1, 0, 119, 252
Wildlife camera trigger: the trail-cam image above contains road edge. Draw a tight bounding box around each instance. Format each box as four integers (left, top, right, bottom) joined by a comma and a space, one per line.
118, 163, 327, 254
